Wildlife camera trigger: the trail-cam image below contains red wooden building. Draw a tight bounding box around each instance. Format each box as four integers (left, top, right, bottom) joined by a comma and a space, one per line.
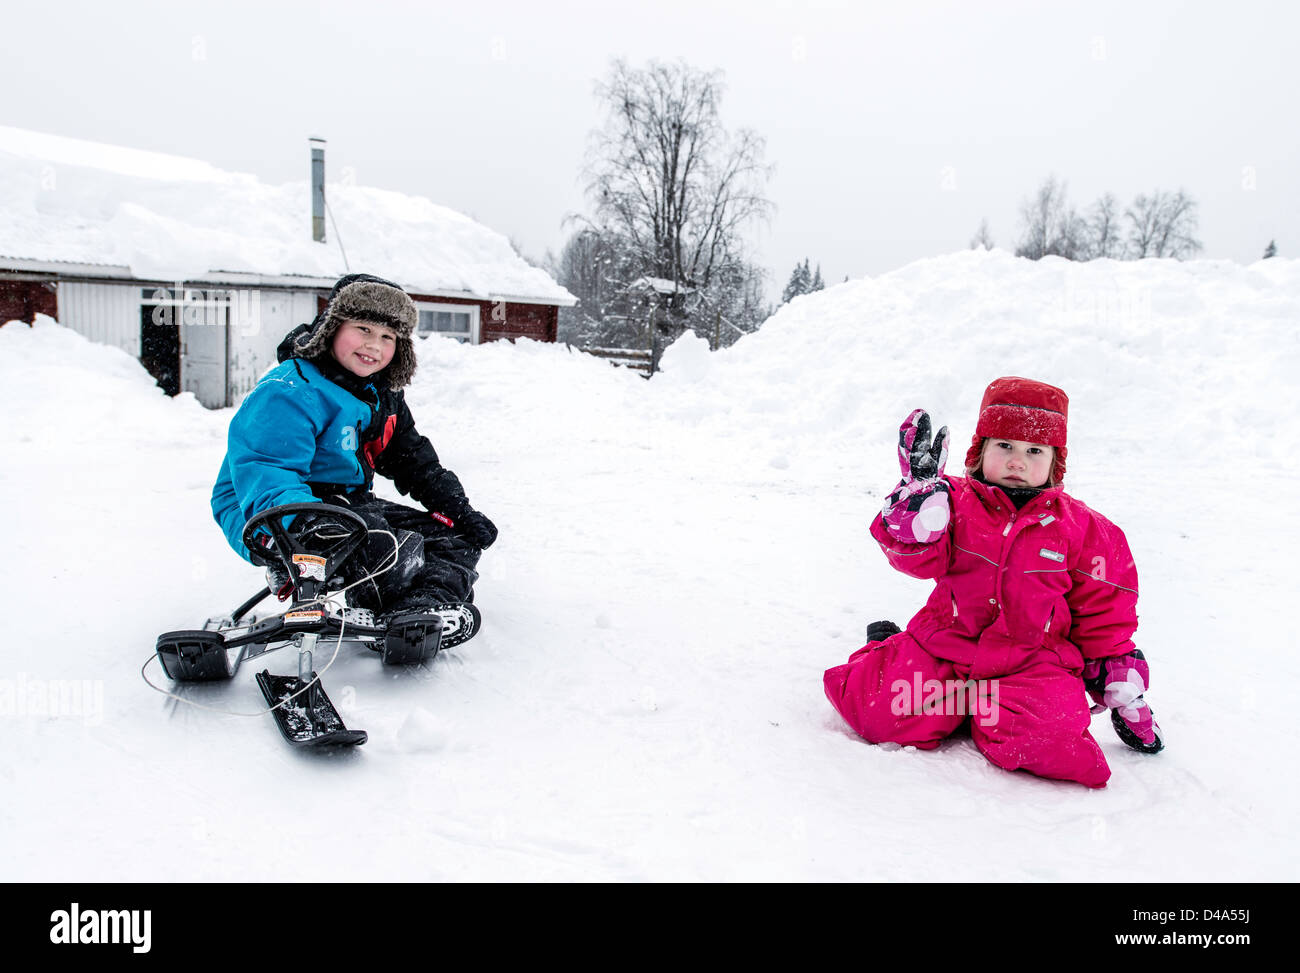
0, 126, 576, 407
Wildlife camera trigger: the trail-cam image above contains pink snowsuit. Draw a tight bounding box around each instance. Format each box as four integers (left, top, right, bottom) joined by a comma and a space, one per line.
824, 474, 1140, 787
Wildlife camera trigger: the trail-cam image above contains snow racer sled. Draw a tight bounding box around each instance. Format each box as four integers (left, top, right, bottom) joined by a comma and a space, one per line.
154, 503, 479, 748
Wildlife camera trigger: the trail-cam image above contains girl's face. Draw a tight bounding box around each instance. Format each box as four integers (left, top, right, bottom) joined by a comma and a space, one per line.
331, 319, 397, 378
982, 438, 1055, 489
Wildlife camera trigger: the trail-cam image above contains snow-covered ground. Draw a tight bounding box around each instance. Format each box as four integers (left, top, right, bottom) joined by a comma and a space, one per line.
2, 249, 1297, 881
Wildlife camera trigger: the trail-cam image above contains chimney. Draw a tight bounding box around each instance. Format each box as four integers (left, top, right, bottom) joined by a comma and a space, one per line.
310, 137, 326, 243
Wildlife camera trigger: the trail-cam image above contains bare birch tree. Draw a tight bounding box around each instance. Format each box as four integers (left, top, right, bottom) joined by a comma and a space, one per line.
1015, 175, 1086, 260
1084, 193, 1126, 259
579, 59, 774, 349
1125, 189, 1202, 259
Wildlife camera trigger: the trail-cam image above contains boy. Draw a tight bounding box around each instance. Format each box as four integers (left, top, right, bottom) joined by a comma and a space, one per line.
211, 273, 497, 652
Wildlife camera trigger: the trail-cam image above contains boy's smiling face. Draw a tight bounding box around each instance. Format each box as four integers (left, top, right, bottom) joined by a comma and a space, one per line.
330, 319, 397, 378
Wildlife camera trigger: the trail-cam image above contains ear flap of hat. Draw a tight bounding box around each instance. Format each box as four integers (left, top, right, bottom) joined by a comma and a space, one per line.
382, 337, 418, 390
1051, 444, 1067, 484
964, 434, 984, 476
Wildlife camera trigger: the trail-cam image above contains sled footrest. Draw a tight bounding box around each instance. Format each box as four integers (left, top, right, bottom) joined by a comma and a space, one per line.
156, 630, 233, 681
381, 613, 443, 665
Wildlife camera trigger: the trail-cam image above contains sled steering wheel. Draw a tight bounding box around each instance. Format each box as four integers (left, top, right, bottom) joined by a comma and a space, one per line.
242, 502, 369, 589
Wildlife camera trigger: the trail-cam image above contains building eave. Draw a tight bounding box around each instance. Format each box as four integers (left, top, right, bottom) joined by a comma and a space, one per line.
0, 257, 577, 306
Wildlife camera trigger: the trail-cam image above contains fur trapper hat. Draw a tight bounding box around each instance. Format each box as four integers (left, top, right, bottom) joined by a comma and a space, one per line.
293, 273, 419, 389
964, 376, 1069, 484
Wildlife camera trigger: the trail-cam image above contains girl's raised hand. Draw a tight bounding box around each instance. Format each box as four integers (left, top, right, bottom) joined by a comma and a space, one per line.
898, 408, 949, 481
881, 409, 952, 544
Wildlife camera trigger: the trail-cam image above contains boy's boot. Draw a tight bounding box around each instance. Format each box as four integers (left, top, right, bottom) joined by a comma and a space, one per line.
380, 611, 444, 665
866, 620, 901, 645
380, 594, 480, 654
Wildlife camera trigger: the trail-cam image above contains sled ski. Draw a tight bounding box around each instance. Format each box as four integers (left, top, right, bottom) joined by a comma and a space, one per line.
255, 670, 367, 747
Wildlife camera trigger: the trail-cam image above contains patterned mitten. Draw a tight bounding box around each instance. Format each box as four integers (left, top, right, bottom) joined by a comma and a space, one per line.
880, 409, 951, 544
1083, 650, 1164, 753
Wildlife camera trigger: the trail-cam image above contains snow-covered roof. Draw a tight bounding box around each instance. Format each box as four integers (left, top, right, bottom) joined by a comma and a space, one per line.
0, 125, 575, 306
629, 276, 691, 295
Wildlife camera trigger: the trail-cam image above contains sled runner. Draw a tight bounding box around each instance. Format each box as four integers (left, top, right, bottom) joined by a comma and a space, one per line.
154, 503, 480, 747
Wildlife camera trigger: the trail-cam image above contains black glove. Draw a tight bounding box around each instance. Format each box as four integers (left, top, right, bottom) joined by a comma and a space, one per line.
289, 504, 363, 554
264, 561, 294, 600
252, 534, 295, 598
254, 510, 328, 598
456, 510, 498, 550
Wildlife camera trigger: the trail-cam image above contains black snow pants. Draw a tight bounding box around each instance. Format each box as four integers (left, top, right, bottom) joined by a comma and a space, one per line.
322, 494, 481, 615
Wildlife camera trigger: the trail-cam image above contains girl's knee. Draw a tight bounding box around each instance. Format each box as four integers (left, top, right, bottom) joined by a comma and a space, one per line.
973, 717, 1111, 787
824, 642, 964, 748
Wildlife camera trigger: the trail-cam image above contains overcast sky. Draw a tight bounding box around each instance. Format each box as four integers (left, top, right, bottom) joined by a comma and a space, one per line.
5, 0, 1297, 301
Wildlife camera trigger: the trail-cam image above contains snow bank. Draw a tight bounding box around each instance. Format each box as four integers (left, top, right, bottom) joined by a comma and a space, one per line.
653, 249, 1300, 490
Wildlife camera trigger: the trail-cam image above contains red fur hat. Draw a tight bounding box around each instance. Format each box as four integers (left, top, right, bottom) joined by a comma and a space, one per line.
964, 376, 1069, 483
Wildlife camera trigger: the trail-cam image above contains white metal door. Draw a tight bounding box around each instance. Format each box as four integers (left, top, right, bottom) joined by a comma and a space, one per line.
179, 288, 229, 408
227, 289, 293, 403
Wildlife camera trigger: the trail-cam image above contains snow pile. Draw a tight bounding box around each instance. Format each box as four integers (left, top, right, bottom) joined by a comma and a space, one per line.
2, 251, 1297, 881
653, 249, 1300, 489
0, 125, 573, 303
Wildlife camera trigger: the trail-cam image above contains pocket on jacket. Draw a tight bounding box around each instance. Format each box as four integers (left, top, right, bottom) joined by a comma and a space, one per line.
924, 585, 957, 631
1042, 623, 1085, 674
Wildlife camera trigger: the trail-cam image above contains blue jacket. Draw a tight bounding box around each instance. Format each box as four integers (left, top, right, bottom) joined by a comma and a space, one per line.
212, 351, 470, 562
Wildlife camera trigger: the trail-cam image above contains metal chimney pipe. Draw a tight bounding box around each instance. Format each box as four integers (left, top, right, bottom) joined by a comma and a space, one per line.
310, 137, 326, 243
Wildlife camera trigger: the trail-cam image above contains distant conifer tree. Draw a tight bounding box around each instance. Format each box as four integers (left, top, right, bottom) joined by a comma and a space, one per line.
781, 259, 813, 304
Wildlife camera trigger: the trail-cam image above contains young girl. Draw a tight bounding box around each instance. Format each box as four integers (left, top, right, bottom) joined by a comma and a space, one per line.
210, 273, 498, 653
823, 377, 1163, 788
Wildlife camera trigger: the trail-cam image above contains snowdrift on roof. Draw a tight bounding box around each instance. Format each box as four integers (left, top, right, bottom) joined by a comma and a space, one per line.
0, 125, 574, 304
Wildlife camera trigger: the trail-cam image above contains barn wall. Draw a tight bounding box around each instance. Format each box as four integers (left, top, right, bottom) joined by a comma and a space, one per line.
482, 301, 557, 343
406, 292, 558, 344
8, 275, 562, 409
291, 291, 319, 333
57, 281, 141, 356
0, 279, 57, 325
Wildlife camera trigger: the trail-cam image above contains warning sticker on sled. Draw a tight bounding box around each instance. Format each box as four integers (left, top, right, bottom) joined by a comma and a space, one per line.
284, 610, 324, 623
292, 554, 327, 580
